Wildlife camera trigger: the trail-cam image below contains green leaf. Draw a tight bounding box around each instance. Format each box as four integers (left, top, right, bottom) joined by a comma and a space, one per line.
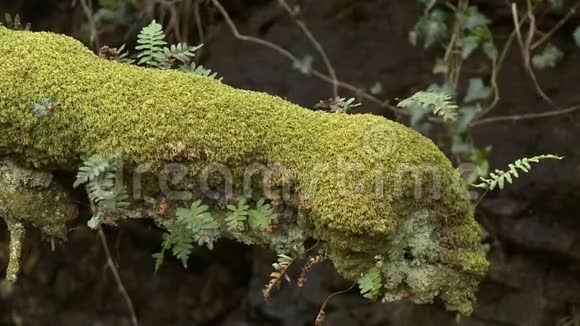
455, 103, 481, 133
457, 6, 491, 31
472, 154, 563, 190
175, 200, 220, 249
398, 90, 458, 121
225, 198, 249, 231
410, 9, 449, 48
464, 78, 491, 103
357, 267, 382, 300
482, 41, 498, 61
135, 20, 168, 67
248, 198, 275, 231
293, 55, 314, 74
461, 35, 481, 59
532, 43, 563, 70
432, 58, 448, 74
573, 27, 580, 47
369, 82, 384, 95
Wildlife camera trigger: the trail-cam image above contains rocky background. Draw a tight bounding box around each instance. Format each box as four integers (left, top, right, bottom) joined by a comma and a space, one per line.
0, 0, 579, 325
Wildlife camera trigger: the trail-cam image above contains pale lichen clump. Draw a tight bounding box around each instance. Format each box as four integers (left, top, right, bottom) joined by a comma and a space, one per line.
0, 26, 487, 314
0, 159, 76, 282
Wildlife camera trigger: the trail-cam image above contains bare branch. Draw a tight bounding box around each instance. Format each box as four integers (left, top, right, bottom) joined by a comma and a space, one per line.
277, 0, 339, 97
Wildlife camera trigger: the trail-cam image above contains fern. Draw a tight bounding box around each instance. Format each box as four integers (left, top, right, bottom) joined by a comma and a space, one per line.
74, 154, 114, 188
397, 90, 458, 121
179, 62, 221, 80
248, 198, 275, 231
225, 197, 249, 232
136, 20, 167, 68
314, 97, 361, 113
357, 266, 383, 300
473, 154, 563, 190
263, 254, 294, 301
163, 43, 202, 65
154, 223, 194, 269
175, 200, 221, 249
74, 154, 129, 229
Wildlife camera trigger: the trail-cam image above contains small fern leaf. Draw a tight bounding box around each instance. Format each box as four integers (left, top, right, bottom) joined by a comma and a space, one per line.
472, 154, 563, 190
74, 154, 113, 188
357, 267, 382, 300
397, 90, 458, 121
136, 20, 168, 68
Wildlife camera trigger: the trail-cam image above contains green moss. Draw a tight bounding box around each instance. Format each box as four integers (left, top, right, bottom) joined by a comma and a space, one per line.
0, 26, 487, 314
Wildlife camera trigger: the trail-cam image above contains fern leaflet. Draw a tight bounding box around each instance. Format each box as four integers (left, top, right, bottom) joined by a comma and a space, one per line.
154, 223, 194, 269
136, 20, 167, 68
74, 154, 113, 188
263, 254, 294, 301
163, 43, 202, 65
175, 200, 221, 249
179, 62, 221, 80
397, 90, 458, 121
357, 266, 382, 300
473, 154, 563, 190
225, 198, 249, 232
248, 198, 275, 231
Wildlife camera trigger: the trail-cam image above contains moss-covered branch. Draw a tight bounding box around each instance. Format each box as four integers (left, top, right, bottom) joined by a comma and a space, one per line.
0, 26, 487, 314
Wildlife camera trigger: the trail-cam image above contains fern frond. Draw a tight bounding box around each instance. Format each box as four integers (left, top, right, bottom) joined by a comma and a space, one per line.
136, 20, 167, 68
248, 198, 276, 231
298, 254, 322, 287
473, 154, 563, 190
357, 266, 382, 300
225, 197, 249, 232
74, 154, 114, 188
164, 223, 194, 268
263, 254, 294, 301
179, 62, 221, 80
163, 43, 202, 64
397, 90, 458, 121
175, 200, 221, 249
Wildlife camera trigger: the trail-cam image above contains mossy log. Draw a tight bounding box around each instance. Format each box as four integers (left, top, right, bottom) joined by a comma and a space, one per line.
0, 26, 487, 314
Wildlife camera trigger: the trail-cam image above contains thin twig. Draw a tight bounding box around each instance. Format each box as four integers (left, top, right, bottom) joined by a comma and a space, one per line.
98, 228, 139, 326
86, 188, 138, 326
531, 0, 580, 50
478, 27, 519, 118
314, 283, 356, 326
472, 103, 580, 126
512, 2, 556, 107
277, 0, 339, 97
209, 0, 409, 116
79, 0, 100, 50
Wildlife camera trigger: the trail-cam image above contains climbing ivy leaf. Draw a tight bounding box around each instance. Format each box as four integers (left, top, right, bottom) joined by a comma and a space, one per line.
532, 43, 563, 70
410, 9, 449, 48
464, 78, 491, 103
573, 27, 580, 47
457, 6, 490, 31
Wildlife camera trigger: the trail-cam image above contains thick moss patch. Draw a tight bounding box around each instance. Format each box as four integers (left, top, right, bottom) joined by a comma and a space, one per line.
0, 26, 487, 314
